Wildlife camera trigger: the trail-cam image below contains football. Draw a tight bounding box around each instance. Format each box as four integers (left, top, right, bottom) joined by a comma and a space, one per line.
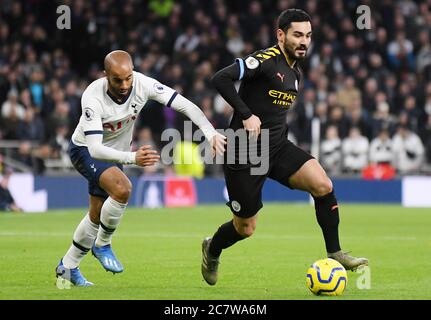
306, 258, 347, 296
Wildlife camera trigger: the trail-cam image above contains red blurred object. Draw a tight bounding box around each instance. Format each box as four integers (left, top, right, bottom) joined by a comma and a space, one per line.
165, 177, 197, 207
362, 164, 396, 180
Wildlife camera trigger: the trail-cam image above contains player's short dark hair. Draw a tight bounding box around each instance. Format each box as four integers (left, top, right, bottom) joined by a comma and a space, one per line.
277, 9, 311, 32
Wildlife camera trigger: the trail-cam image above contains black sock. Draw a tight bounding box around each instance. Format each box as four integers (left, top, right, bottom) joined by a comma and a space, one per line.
313, 190, 341, 253
209, 220, 245, 257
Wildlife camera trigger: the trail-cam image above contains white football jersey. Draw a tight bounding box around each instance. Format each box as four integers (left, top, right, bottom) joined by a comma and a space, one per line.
71, 71, 176, 151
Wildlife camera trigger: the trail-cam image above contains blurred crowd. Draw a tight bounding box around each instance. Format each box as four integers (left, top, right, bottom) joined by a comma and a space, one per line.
0, 0, 430, 177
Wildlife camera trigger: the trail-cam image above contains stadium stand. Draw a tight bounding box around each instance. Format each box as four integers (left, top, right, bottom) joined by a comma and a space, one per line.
0, 0, 430, 176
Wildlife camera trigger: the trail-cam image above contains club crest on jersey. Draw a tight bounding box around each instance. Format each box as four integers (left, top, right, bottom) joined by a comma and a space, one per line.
245, 56, 259, 69
84, 107, 94, 121
153, 83, 165, 94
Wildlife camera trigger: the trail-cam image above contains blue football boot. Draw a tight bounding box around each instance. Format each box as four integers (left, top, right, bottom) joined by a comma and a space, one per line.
55, 259, 94, 287
91, 244, 124, 273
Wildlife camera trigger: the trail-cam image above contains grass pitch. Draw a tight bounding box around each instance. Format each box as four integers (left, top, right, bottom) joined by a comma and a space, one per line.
0, 203, 430, 300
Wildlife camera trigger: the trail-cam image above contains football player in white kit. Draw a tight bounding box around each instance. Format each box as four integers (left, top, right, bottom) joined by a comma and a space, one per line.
55, 50, 226, 286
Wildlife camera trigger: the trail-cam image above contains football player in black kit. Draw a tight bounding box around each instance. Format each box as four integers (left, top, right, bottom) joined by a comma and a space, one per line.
201, 9, 368, 286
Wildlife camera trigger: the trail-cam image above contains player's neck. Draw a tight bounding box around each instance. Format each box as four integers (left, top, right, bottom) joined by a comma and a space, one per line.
278, 43, 297, 68
106, 87, 132, 105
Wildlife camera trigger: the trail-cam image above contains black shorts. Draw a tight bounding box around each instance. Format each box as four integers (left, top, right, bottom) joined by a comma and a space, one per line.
223, 140, 314, 218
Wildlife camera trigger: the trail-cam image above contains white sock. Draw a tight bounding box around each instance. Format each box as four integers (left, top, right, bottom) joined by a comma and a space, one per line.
95, 197, 127, 247
63, 213, 99, 269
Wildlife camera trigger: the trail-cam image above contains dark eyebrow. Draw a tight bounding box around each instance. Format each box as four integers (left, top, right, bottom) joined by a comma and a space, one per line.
292, 31, 313, 36
113, 74, 133, 80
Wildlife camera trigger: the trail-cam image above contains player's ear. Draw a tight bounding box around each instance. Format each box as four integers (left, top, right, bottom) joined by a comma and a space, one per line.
276, 28, 286, 42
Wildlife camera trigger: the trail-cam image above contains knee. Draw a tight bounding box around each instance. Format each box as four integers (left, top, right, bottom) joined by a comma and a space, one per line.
112, 179, 132, 203
312, 178, 333, 198
233, 218, 257, 238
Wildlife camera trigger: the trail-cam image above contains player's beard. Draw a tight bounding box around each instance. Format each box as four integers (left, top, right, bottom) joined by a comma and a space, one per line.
108, 82, 131, 99
283, 41, 308, 61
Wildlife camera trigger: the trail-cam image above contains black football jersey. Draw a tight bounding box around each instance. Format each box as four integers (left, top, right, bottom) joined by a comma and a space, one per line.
231, 45, 301, 155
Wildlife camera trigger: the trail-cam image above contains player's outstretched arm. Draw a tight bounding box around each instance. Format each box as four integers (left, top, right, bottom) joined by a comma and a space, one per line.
169, 94, 226, 157
86, 133, 137, 164
140, 72, 226, 156
86, 134, 161, 166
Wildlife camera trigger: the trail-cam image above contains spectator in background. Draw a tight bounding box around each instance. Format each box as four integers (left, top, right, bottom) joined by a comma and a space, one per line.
336, 76, 361, 114
367, 52, 390, 86
315, 75, 330, 103
64, 80, 81, 128
327, 105, 349, 138
387, 31, 415, 73
296, 87, 316, 143
419, 115, 431, 165
310, 42, 343, 79
363, 78, 380, 108
16, 107, 44, 142
314, 101, 329, 138
371, 98, 397, 137
416, 30, 431, 75
0, 168, 22, 212
19, 89, 34, 111
174, 26, 200, 54
28, 69, 44, 109
48, 124, 70, 166
320, 125, 342, 175
347, 100, 372, 139
1, 90, 26, 139
369, 128, 394, 165
1, 90, 25, 121
45, 101, 70, 140
342, 127, 369, 174
392, 125, 425, 174
401, 95, 422, 133
225, 14, 244, 57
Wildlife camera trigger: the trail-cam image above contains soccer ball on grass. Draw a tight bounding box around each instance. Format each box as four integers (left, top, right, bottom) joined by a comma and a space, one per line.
306, 258, 347, 296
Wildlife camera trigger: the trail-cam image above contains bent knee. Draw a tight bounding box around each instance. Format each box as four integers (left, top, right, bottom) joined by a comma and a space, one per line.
233, 218, 257, 238
112, 179, 132, 203
311, 178, 333, 198
237, 225, 256, 238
